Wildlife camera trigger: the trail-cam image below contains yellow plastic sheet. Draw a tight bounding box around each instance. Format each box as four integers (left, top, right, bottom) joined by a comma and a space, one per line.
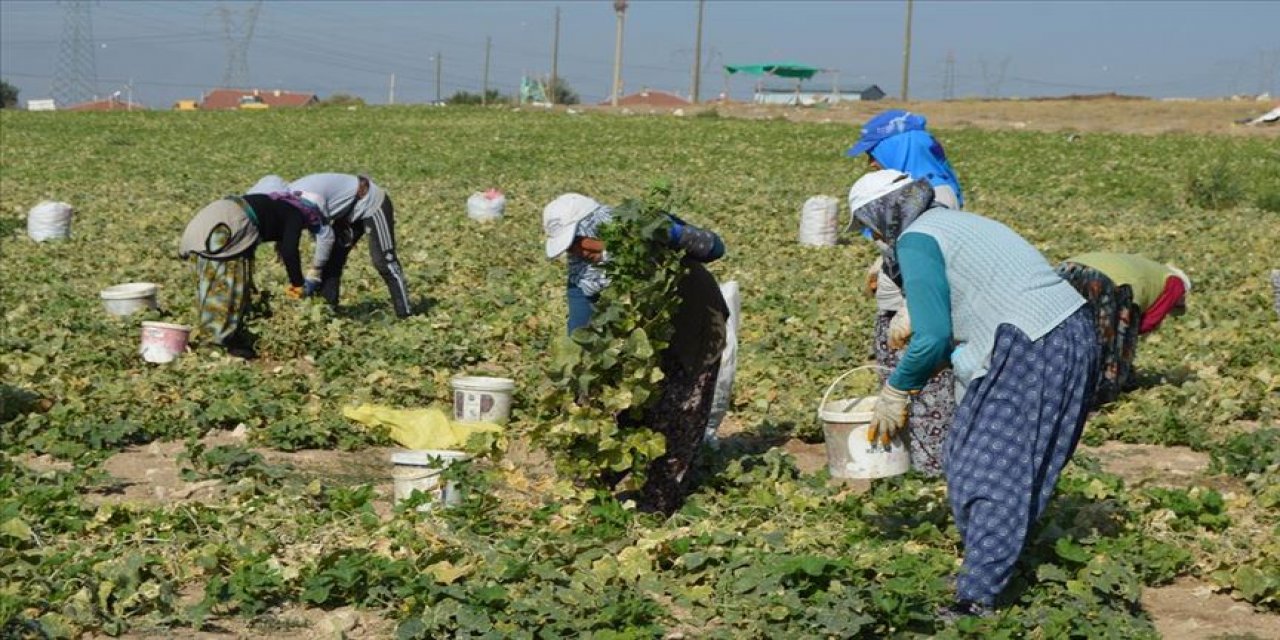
343, 404, 501, 450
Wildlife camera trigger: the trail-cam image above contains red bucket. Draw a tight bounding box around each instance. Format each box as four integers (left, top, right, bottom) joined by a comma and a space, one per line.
139, 322, 190, 364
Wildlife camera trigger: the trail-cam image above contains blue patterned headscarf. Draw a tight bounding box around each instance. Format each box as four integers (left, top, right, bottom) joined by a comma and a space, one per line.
869, 129, 964, 208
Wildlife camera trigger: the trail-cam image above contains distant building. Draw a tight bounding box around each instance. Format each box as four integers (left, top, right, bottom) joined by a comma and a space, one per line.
65, 97, 148, 111
200, 88, 318, 110
753, 82, 885, 106
26, 99, 57, 111
602, 89, 690, 108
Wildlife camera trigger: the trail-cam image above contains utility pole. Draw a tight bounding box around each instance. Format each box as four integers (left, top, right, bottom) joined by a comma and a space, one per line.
435, 52, 442, 103
550, 6, 560, 105
611, 0, 628, 106
483, 36, 491, 105
900, 0, 913, 101
691, 0, 704, 103
943, 51, 956, 100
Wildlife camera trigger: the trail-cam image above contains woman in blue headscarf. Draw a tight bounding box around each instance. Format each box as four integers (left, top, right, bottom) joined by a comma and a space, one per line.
845, 110, 965, 477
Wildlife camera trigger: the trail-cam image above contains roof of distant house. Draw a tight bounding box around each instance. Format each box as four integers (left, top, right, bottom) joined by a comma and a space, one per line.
603, 89, 691, 107
201, 88, 318, 109
65, 97, 149, 111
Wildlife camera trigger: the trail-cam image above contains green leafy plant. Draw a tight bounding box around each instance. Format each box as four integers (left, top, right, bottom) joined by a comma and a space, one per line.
1185, 160, 1245, 210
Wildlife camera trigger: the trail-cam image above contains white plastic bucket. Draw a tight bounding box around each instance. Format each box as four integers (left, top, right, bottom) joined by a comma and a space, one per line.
466, 189, 506, 222
818, 366, 910, 479
451, 376, 514, 424
798, 195, 838, 246
391, 449, 470, 510
139, 322, 190, 364
101, 282, 159, 317
27, 201, 73, 242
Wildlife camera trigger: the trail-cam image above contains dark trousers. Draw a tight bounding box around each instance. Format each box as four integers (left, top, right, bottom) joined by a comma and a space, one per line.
320, 195, 411, 317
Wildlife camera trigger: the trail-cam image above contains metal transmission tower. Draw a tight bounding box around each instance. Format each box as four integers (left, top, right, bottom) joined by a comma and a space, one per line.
51, 1, 99, 107
217, 0, 262, 88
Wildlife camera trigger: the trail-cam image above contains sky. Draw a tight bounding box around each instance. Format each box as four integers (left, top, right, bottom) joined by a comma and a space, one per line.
2, 0, 1277, 109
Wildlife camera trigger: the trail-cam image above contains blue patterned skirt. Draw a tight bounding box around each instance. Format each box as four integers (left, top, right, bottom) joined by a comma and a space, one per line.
944, 306, 1098, 606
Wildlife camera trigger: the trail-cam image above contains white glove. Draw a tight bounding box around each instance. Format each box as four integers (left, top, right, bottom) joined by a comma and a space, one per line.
887, 308, 912, 350
864, 256, 882, 298
868, 384, 910, 445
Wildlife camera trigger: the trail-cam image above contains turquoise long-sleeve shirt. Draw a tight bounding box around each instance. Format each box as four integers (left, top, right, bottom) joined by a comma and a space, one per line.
887, 234, 953, 391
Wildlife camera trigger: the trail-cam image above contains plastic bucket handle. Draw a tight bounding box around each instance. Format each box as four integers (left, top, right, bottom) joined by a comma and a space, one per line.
818, 365, 892, 420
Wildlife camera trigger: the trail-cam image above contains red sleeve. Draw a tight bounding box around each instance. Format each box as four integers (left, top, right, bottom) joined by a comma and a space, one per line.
1139, 276, 1186, 334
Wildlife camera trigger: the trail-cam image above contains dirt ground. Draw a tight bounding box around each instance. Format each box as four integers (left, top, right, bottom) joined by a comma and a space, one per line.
24, 419, 1279, 639
586, 95, 1280, 138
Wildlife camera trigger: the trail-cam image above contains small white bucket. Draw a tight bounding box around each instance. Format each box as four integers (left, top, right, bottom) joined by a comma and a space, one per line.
27, 201, 73, 242
391, 449, 470, 510
101, 282, 159, 317
451, 375, 514, 424
139, 321, 190, 364
818, 366, 910, 479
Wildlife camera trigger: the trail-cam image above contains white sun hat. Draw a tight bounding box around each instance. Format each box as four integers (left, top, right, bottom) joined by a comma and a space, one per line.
543, 193, 603, 259
847, 169, 914, 218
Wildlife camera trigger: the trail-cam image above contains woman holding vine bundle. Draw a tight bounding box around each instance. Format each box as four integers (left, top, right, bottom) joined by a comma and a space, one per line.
542, 193, 728, 514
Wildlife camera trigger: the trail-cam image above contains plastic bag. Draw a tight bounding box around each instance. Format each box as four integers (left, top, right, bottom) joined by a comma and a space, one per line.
798, 195, 838, 246
704, 280, 741, 448
344, 404, 501, 450
27, 201, 73, 242
466, 188, 506, 222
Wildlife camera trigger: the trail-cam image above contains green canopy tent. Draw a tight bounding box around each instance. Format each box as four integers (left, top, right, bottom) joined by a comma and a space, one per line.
723, 62, 838, 105
724, 62, 822, 80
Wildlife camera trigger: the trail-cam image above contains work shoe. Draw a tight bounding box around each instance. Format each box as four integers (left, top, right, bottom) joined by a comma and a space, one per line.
936, 600, 992, 624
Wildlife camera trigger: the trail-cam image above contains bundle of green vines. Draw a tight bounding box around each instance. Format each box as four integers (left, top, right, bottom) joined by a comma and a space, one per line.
535, 184, 690, 488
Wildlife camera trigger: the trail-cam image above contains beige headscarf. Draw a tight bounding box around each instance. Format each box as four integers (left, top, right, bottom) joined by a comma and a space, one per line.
178, 197, 260, 260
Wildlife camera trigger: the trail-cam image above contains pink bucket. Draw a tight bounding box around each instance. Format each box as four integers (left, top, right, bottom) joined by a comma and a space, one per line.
139, 322, 191, 363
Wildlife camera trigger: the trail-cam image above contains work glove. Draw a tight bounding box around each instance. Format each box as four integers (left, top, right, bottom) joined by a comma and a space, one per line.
888, 307, 913, 350
864, 256, 882, 298
284, 284, 304, 300
868, 384, 910, 445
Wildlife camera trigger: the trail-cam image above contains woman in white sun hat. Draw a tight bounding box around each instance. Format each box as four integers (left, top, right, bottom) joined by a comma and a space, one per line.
542, 193, 727, 514
847, 169, 1097, 620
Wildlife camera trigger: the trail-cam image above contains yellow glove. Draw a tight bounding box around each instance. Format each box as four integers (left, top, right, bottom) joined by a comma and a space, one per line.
868, 384, 910, 445
864, 256, 883, 298
284, 284, 304, 300
887, 307, 912, 350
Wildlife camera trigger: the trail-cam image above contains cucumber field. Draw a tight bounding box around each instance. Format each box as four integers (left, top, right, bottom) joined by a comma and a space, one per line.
1, 103, 1278, 638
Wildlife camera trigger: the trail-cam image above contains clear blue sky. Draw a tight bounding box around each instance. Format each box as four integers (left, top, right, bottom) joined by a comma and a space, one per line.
2, 1, 1277, 108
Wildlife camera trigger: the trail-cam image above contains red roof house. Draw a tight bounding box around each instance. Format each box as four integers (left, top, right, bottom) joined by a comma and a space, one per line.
602, 89, 691, 108
65, 97, 149, 111
200, 88, 318, 110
